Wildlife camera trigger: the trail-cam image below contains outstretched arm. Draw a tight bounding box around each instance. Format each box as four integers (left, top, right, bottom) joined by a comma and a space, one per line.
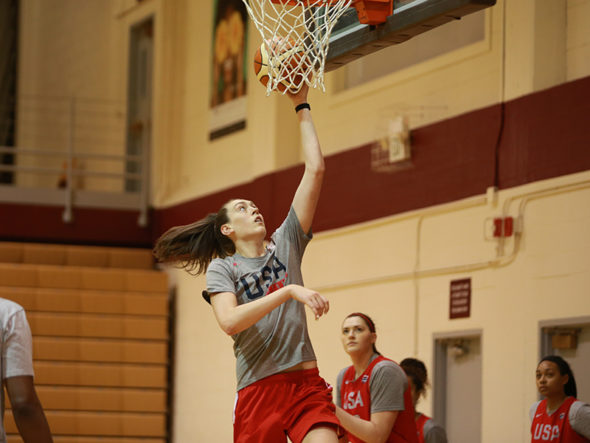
288, 85, 325, 234
6, 375, 53, 443
211, 284, 329, 335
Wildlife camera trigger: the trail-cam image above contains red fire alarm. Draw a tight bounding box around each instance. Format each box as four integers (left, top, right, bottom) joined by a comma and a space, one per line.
493, 217, 513, 237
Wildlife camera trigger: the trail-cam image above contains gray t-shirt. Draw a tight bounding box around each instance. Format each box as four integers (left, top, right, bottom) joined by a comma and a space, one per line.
530, 399, 590, 439
0, 298, 35, 443
336, 354, 408, 413
206, 207, 316, 391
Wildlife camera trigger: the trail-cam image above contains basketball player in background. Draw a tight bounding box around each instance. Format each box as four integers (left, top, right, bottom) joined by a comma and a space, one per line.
153, 84, 341, 442
336, 313, 418, 442
0, 298, 53, 442
531, 355, 590, 442
400, 358, 447, 443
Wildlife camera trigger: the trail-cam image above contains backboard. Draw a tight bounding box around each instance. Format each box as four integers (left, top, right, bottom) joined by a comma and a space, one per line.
325, 0, 496, 72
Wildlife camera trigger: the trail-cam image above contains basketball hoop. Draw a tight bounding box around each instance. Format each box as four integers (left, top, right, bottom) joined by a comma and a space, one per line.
242, 0, 354, 94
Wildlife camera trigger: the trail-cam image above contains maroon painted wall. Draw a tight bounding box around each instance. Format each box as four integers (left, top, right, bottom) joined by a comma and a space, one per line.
498, 75, 590, 189
2, 76, 590, 246
0, 203, 154, 247
153, 76, 590, 237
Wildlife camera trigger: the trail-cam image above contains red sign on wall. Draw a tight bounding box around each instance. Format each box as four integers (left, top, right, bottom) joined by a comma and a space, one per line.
450, 278, 471, 319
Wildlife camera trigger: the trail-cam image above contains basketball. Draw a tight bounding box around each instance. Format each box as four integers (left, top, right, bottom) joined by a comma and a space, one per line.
253, 37, 307, 93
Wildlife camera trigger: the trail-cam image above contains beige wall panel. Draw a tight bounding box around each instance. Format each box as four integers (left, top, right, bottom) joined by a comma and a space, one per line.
18, 0, 117, 98
17, 0, 127, 190
155, 3, 294, 207
413, 203, 498, 271
170, 269, 236, 442
532, 0, 566, 92
156, 4, 504, 206
567, 0, 590, 80
170, 171, 590, 442
15, 0, 590, 205
315, 18, 501, 157
303, 218, 417, 289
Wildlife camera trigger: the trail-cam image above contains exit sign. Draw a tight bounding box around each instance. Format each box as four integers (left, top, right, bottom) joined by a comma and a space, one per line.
450, 278, 471, 319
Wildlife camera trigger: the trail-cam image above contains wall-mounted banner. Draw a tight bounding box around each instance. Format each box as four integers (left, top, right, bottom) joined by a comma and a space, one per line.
209, 0, 248, 140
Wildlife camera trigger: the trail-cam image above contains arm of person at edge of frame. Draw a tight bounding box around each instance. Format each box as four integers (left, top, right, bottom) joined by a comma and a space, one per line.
335, 405, 398, 443
288, 83, 325, 236
5, 375, 53, 443
210, 283, 329, 336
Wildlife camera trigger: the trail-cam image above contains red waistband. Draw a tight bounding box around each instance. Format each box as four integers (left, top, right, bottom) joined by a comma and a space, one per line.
252, 367, 320, 386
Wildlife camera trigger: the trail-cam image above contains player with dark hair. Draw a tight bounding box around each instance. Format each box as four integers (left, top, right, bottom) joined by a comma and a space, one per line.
400, 358, 447, 443
531, 355, 590, 442
154, 85, 340, 443
336, 312, 418, 443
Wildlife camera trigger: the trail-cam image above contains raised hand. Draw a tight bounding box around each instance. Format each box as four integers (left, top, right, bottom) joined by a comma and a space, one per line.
287, 82, 309, 107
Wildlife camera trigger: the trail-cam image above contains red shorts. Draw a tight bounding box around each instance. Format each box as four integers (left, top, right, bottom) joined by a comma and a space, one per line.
233, 368, 340, 443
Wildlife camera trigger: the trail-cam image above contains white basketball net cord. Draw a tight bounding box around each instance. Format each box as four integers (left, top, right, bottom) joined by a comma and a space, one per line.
242, 0, 353, 94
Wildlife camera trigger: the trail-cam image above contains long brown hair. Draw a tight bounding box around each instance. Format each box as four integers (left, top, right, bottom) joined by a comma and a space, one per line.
153, 204, 235, 275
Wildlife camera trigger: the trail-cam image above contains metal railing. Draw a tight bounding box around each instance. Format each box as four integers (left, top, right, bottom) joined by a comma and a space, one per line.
0, 95, 150, 226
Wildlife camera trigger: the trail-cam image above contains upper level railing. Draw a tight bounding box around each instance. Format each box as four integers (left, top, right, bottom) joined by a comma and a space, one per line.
0, 95, 149, 226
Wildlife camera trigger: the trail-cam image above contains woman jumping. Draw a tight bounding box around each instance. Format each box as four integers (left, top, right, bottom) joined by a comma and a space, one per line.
154, 85, 340, 443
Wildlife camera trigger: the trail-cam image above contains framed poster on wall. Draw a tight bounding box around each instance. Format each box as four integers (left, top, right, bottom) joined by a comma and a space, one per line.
209, 0, 248, 140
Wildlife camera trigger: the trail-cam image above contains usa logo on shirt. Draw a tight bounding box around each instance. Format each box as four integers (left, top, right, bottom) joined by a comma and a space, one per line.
361, 375, 369, 383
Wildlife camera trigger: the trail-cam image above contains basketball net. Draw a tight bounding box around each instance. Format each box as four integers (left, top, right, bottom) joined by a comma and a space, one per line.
242, 0, 353, 94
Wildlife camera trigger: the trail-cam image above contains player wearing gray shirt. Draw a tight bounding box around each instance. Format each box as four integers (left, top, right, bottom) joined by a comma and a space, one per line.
336, 354, 408, 413
153, 86, 340, 442
206, 206, 316, 390
336, 313, 418, 443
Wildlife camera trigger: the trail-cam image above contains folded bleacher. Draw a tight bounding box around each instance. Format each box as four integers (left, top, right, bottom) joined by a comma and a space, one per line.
0, 242, 170, 443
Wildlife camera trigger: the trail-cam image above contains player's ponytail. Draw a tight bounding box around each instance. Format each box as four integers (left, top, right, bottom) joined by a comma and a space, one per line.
153, 205, 235, 275
538, 355, 577, 398
400, 358, 429, 399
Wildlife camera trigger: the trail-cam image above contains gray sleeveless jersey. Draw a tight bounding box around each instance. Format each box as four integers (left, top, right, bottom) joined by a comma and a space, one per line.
206, 207, 316, 391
